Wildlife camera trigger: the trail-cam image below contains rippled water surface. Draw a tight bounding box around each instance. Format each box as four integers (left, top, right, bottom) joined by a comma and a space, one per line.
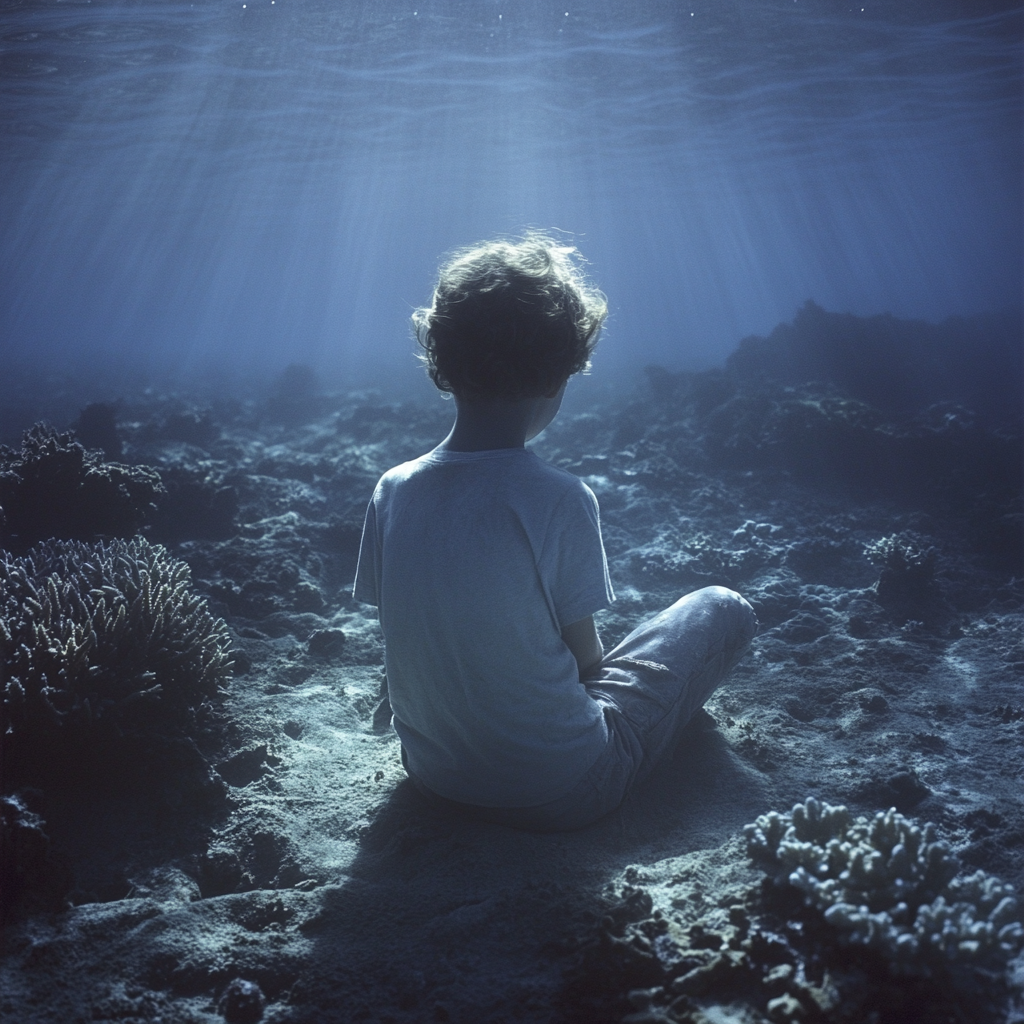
1, 0, 1020, 385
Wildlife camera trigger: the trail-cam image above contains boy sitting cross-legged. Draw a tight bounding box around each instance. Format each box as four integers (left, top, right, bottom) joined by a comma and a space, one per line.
354, 234, 756, 831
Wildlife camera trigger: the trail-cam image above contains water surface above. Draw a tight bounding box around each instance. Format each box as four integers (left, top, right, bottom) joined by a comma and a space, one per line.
1, 0, 1020, 389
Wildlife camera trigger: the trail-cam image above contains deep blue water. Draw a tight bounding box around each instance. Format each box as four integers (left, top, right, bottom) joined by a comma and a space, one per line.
0, 0, 1020, 394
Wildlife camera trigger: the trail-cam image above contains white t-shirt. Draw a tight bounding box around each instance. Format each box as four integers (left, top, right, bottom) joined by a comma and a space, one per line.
353, 446, 615, 807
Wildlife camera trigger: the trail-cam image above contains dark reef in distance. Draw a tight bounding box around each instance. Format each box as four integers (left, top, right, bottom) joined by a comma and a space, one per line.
642, 303, 1022, 569
725, 301, 1021, 427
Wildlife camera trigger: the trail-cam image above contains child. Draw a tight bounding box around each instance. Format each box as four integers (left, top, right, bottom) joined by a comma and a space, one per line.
354, 234, 756, 831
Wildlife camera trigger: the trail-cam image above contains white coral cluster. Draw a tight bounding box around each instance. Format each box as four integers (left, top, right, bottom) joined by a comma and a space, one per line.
745, 798, 1024, 969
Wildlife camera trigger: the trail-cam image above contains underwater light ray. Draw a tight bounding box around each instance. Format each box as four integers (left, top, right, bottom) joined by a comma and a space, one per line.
0, 0, 1019, 390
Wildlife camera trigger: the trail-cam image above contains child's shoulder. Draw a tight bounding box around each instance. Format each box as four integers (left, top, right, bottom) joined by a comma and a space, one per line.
521, 451, 594, 495
375, 448, 591, 501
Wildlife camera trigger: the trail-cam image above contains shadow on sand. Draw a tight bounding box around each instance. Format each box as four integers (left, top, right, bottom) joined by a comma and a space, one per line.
287, 712, 771, 1022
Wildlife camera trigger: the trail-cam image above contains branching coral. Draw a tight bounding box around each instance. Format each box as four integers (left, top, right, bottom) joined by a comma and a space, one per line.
1, 538, 233, 773
570, 803, 1022, 1023
864, 532, 937, 591
0, 423, 163, 552
745, 798, 1024, 971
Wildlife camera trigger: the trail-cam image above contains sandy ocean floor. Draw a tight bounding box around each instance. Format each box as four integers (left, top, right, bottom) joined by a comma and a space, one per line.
1, 312, 1023, 1023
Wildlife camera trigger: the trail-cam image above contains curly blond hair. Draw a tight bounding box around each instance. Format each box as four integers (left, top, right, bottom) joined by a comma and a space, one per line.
413, 233, 607, 401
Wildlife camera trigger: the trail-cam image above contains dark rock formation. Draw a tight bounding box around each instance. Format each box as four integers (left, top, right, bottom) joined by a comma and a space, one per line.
73, 403, 123, 460
0, 424, 163, 552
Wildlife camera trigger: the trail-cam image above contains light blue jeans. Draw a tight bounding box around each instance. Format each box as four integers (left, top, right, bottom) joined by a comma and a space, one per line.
404, 586, 758, 832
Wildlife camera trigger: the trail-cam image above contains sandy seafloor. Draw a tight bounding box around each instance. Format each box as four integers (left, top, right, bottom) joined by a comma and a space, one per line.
1, 326, 1023, 1023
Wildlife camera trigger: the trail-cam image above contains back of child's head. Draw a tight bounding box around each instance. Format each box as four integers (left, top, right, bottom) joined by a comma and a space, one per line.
413, 233, 607, 401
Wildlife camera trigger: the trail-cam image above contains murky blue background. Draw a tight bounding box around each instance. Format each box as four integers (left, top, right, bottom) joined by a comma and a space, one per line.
1, 0, 1020, 394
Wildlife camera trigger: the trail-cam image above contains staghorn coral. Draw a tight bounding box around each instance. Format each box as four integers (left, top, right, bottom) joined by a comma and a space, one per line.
744, 797, 1024, 971
0, 423, 163, 552
1, 538, 233, 777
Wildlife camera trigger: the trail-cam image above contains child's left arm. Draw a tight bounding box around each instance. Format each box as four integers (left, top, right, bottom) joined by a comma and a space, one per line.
561, 615, 603, 677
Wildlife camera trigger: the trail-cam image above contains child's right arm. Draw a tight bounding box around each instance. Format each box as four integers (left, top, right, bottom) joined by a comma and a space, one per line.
561, 615, 603, 677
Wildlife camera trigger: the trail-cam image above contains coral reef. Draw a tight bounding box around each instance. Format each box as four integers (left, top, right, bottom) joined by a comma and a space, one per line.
566, 802, 1023, 1024
0, 423, 163, 552
1, 537, 233, 781
745, 798, 1023, 970
0, 303, 1020, 1020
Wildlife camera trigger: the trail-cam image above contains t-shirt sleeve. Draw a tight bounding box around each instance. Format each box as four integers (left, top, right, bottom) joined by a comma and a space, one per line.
542, 480, 615, 630
352, 496, 381, 606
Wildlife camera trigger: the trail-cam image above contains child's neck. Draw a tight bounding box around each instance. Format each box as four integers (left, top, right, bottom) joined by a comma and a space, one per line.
439, 387, 565, 452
